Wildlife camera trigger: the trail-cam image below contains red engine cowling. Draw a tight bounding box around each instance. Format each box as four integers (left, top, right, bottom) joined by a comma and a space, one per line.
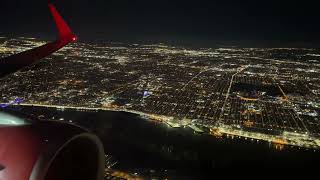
0, 112, 105, 180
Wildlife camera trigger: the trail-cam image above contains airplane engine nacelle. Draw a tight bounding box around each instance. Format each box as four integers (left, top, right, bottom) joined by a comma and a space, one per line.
0, 112, 105, 180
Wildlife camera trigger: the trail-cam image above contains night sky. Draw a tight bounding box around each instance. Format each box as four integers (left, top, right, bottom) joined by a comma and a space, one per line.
1, 0, 320, 47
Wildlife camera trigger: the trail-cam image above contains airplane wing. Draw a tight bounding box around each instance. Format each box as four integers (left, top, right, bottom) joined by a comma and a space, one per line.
0, 4, 105, 180
0, 3, 77, 78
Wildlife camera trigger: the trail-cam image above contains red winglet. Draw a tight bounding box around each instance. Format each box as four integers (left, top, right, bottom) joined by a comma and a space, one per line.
48, 3, 77, 41
0, 3, 77, 78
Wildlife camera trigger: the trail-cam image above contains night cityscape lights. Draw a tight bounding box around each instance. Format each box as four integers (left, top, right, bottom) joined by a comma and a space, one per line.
0, 37, 320, 149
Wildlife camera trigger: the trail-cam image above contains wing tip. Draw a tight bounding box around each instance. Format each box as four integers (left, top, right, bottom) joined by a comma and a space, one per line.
48, 3, 77, 42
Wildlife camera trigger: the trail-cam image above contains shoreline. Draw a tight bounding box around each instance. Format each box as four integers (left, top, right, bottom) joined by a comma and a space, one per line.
9, 103, 320, 150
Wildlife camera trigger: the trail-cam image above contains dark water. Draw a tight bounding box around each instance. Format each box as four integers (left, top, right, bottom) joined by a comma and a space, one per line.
5, 107, 320, 178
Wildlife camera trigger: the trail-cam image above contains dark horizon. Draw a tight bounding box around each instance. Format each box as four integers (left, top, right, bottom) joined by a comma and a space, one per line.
1, 0, 320, 48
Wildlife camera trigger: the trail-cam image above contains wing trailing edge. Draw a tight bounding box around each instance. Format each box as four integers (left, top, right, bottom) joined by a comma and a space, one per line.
0, 3, 77, 78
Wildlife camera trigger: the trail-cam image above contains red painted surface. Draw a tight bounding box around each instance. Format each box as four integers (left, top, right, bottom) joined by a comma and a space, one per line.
48, 3, 73, 39
0, 4, 78, 178
0, 126, 41, 180
0, 3, 76, 78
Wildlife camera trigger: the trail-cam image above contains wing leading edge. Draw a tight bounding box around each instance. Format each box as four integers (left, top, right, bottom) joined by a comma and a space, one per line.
0, 3, 77, 78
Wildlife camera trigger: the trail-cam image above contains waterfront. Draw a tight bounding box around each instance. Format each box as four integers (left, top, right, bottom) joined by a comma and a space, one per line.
4, 105, 320, 178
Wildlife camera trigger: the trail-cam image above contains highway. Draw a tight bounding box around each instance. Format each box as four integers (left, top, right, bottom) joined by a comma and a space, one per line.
218, 65, 248, 124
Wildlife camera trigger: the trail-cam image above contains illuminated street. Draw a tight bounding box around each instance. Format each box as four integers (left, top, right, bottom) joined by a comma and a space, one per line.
1, 37, 319, 150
